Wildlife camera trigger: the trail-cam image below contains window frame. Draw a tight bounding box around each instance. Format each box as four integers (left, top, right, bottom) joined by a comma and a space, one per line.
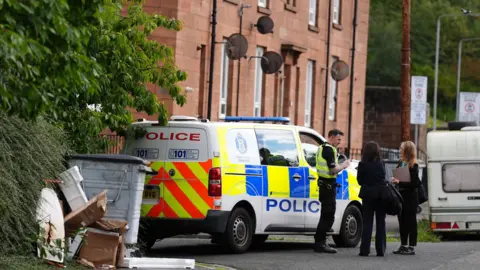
333, 0, 341, 25
328, 56, 339, 121
219, 38, 229, 119
299, 132, 325, 168
254, 128, 300, 167
309, 0, 318, 26
258, 0, 267, 8
442, 163, 480, 193
253, 46, 265, 117
305, 60, 314, 127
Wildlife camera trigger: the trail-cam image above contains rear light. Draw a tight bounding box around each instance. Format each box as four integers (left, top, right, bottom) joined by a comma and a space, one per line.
431, 222, 451, 229
208, 167, 222, 197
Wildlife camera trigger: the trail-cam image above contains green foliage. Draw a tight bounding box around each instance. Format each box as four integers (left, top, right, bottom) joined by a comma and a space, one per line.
368, 0, 480, 121
0, 112, 70, 255
0, 0, 187, 153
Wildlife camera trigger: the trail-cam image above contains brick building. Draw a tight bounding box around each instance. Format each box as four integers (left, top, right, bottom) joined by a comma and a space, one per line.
134, 0, 370, 151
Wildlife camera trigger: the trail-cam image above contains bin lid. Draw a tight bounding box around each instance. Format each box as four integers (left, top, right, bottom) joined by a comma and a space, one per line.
67, 154, 147, 165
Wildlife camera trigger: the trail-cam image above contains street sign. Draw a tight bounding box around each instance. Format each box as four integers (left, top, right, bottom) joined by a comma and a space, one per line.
459, 92, 480, 122
410, 76, 428, 125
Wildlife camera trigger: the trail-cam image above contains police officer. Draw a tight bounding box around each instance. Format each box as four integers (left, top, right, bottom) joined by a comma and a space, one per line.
314, 129, 350, 253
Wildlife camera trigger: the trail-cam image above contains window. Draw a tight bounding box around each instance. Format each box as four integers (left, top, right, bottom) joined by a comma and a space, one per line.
442, 163, 480, 192
328, 56, 339, 121
299, 133, 324, 167
333, 0, 341, 24
255, 129, 299, 167
254, 46, 264, 117
258, 0, 267, 8
219, 38, 229, 118
305, 60, 314, 127
309, 0, 317, 26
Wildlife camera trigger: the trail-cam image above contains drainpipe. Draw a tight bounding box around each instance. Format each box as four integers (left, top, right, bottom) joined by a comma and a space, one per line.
322, 0, 333, 135
207, 0, 218, 120
347, 0, 358, 157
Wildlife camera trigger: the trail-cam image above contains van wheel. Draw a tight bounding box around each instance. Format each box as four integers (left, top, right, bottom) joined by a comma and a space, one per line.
333, 204, 363, 247
221, 207, 253, 254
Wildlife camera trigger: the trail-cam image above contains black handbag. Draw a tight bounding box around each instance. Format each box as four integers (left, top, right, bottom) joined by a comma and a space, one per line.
381, 161, 404, 216
418, 181, 428, 204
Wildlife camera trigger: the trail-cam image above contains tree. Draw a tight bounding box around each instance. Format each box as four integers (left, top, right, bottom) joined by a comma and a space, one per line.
367, 0, 480, 122
0, 0, 187, 153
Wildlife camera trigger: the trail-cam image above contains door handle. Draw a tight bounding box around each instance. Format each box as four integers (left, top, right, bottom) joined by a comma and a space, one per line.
438, 197, 447, 201
308, 175, 317, 181
293, 173, 302, 181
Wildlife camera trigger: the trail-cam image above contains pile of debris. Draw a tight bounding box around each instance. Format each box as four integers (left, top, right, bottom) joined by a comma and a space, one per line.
36, 154, 195, 269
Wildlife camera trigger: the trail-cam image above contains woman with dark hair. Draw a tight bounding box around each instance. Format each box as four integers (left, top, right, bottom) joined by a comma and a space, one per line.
357, 141, 387, 257
391, 141, 421, 255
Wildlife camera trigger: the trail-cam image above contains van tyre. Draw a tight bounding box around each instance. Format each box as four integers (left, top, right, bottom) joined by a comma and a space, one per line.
221, 207, 253, 254
333, 204, 363, 247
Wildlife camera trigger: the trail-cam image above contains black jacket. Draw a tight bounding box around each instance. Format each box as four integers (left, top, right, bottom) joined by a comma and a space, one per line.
357, 159, 386, 200
396, 161, 421, 190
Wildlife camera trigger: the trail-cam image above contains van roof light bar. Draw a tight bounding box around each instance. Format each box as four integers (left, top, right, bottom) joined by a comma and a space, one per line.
224, 116, 291, 124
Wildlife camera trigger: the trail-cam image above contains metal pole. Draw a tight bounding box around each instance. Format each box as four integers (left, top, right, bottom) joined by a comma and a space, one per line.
456, 37, 480, 121
414, 125, 418, 151
400, 0, 411, 141
433, 16, 441, 130
347, 0, 358, 158
207, 0, 218, 120
456, 39, 463, 121
322, 0, 333, 135
433, 12, 479, 129
235, 13, 242, 116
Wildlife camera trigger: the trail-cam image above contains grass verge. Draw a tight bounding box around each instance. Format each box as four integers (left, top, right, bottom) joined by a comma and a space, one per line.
0, 256, 87, 270
373, 219, 441, 243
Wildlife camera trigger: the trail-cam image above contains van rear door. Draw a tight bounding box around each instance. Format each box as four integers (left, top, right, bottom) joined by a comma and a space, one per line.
124, 124, 213, 219
123, 124, 168, 218
162, 126, 213, 219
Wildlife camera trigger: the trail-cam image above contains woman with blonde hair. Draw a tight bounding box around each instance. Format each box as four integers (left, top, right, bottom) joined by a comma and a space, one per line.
391, 141, 421, 255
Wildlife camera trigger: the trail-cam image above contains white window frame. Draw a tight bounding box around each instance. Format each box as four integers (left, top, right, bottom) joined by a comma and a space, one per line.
333, 0, 340, 24
328, 56, 339, 121
219, 38, 229, 119
258, 0, 267, 8
309, 0, 317, 26
305, 60, 314, 127
253, 46, 264, 117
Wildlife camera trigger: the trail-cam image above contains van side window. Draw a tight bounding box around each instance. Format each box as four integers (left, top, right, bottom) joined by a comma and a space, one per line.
299, 132, 324, 167
255, 129, 299, 167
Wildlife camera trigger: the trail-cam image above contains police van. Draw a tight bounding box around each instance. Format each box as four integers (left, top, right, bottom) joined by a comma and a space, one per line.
122, 116, 362, 254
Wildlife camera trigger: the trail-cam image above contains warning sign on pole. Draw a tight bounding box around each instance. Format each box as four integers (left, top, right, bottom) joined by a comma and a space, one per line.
459, 92, 480, 122
410, 76, 428, 125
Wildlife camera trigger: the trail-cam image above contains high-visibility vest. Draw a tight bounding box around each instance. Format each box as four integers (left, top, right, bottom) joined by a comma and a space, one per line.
316, 143, 338, 179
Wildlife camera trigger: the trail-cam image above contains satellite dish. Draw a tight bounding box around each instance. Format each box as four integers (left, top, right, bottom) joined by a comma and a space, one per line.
261, 51, 283, 74
255, 16, 274, 34
330, 60, 350, 81
225, 33, 248, 60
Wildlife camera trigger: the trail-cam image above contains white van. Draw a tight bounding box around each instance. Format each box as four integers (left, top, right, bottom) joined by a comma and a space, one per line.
122, 116, 362, 253
427, 128, 480, 234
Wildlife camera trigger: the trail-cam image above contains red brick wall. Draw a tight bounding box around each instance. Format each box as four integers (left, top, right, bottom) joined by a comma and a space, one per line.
129, 0, 370, 151
362, 86, 429, 154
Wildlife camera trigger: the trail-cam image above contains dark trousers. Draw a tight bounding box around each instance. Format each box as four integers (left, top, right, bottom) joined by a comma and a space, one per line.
314, 184, 336, 243
398, 189, 419, 246
360, 198, 386, 255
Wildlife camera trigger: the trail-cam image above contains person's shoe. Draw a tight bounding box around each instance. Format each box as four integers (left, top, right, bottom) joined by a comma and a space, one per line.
405, 246, 416, 255
358, 252, 369, 257
393, 245, 408, 254
314, 242, 338, 254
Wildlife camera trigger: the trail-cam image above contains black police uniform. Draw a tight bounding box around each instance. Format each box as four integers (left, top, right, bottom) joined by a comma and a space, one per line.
314, 144, 338, 253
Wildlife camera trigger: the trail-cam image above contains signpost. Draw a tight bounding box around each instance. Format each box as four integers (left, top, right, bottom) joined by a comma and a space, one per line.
458, 92, 480, 122
410, 76, 428, 148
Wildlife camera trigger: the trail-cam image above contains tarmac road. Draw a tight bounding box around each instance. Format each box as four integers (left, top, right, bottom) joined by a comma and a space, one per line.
149, 238, 480, 270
